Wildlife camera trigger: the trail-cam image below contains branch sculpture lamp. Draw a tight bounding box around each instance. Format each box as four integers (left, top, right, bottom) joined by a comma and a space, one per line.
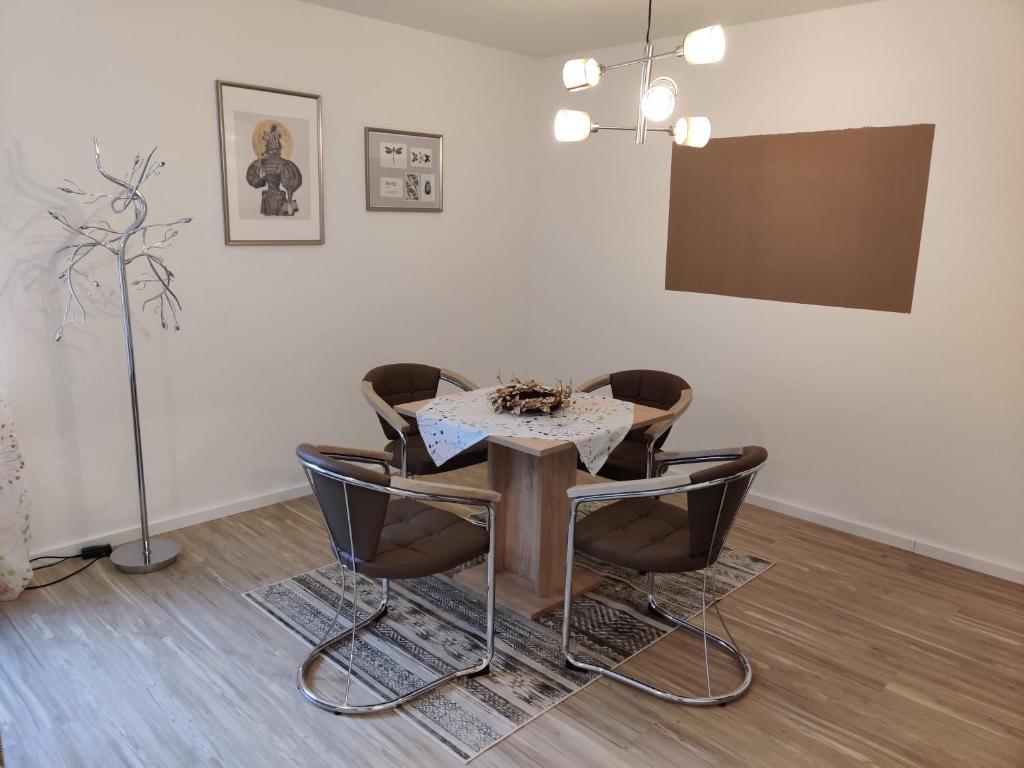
554, 0, 725, 146
50, 140, 192, 573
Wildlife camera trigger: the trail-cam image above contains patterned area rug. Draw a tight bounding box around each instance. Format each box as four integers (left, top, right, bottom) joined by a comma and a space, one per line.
245, 549, 772, 762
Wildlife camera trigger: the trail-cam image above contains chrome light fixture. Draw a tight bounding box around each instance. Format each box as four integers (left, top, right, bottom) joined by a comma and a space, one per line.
553, 0, 724, 146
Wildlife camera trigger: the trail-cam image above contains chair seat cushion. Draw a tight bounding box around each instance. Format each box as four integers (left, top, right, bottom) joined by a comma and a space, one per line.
576, 497, 705, 573
581, 439, 649, 481
357, 499, 488, 579
386, 435, 487, 476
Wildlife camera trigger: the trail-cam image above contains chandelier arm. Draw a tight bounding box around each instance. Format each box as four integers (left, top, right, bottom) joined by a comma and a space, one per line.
593, 126, 674, 134
600, 49, 678, 73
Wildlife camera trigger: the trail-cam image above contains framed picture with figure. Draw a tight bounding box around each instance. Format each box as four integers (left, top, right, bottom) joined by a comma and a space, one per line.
365, 127, 443, 212
216, 81, 324, 244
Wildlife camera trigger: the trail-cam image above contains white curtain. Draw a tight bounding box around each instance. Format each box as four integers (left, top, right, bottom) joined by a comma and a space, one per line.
0, 396, 31, 600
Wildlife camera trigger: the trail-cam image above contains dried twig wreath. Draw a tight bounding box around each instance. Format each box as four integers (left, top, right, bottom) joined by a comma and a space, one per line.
489, 377, 573, 416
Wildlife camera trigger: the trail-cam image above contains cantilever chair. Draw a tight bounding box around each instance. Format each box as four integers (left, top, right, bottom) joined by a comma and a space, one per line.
562, 445, 767, 706
577, 369, 693, 480
363, 363, 488, 477
295, 443, 498, 715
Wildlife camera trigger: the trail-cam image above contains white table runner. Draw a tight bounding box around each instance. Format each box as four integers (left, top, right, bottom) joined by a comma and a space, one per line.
415, 386, 635, 474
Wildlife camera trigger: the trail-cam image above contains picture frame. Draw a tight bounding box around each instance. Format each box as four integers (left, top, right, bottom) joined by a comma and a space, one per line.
364, 127, 443, 212
216, 81, 324, 245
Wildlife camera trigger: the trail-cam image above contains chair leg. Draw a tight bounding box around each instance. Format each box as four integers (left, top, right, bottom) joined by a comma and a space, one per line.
561, 537, 751, 706
298, 551, 495, 715
644, 572, 752, 705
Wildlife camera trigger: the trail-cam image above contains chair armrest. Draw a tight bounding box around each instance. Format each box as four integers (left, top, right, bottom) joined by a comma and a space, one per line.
644, 388, 693, 442
314, 445, 393, 464
655, 447, 744, 470
361, 380, 412, 436
576, 373, 610, 393
391, 476, 500, 504
440, 367, 478, 391
567, 473, 692, 501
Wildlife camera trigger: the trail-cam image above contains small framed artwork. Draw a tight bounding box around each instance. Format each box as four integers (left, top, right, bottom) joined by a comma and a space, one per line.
365, 127, 443, 212
216, 81, 324, 244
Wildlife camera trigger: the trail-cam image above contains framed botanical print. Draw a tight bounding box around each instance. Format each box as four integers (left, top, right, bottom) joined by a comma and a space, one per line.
364, 127, 443, 212
216, 81, 324, 244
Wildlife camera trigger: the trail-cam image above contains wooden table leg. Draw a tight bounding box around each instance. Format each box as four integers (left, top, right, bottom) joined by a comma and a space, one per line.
453, 440, 602, 619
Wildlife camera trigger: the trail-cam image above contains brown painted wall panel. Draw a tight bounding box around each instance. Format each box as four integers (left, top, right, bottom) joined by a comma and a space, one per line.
665, 125, 934, 313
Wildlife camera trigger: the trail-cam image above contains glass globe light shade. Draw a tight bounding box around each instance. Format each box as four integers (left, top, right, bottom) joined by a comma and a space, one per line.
681, 25, 726, 65
640, 77, 678, 122
672, 117, 712, 148
562, 58, 602, 91
554, 109, 595, 142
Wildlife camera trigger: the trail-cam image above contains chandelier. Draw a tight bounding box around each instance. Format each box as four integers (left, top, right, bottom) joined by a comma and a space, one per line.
554, 0, 725, 146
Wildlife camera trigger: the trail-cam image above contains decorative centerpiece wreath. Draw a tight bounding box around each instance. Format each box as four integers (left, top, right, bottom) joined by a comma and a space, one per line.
489, 377, 573, 416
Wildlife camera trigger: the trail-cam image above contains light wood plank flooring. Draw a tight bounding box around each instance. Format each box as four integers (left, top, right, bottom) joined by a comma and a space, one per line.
1, 464, 1021, 767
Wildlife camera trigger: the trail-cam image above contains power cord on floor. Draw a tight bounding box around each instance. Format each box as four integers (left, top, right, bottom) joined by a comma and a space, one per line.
26, 544, 112, 590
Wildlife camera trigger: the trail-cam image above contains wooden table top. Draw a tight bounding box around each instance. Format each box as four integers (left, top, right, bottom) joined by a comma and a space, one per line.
395, 396, 670, 457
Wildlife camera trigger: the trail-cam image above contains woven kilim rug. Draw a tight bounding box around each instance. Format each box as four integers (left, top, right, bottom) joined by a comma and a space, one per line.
245, 549, 772, 762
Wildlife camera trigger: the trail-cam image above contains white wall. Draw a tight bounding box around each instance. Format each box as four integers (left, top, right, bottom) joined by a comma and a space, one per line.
0, 0, 538, 553
530, 0, 1024, 580
3, 0, 1021, 583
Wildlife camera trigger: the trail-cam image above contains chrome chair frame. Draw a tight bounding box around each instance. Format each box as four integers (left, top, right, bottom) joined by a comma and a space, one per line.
297, 447, 496, 715
562, 447, 762, 706
362, 367, 479, 478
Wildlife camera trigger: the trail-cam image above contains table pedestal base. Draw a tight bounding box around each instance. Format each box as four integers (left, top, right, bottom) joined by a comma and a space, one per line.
393, 395, 672, 623
454, 563, 602, 621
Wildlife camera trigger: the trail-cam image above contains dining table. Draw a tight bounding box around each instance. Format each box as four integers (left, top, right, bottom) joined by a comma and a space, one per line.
395, 392, 671, 619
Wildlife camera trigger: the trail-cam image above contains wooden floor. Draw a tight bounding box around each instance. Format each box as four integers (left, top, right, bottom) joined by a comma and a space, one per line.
1, 463, 1022, 767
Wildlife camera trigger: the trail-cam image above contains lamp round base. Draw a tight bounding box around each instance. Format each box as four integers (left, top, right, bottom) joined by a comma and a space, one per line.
110, 538, 181, 574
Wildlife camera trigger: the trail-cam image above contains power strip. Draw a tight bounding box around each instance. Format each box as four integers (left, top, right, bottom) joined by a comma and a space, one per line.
81, 544, 113, 559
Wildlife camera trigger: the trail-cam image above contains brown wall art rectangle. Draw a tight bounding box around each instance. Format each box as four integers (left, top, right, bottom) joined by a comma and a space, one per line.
665, 124, 935, 313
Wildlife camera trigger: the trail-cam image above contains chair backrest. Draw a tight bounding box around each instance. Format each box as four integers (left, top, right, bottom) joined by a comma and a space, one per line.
364, 363, 442, 440
608, 369, 691, 447
296, 444, 391, 564
686, 446, 767, 563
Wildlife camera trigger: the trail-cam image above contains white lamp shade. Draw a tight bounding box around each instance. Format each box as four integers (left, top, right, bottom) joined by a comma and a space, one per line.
640, 77, 677, 122
554, 109, 594, 142
562, 57, 602, 91
682, 25, 726, 65
673, 117, 712, 147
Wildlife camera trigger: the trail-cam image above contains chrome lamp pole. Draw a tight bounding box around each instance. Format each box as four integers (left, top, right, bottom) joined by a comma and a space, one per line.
51, 140, 191, 574
108, 223, 180, 574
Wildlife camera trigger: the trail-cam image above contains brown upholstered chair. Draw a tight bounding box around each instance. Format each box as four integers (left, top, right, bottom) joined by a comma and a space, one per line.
363, 363, 488, 477
577, 369, 693, 480
295, 443, 498, 715
562, 446, 766, 706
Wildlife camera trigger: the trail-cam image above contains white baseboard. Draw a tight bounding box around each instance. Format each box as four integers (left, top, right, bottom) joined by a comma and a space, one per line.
30, 484, 310, 559
32, 483, 1022, 586
747, 492, 1024, 585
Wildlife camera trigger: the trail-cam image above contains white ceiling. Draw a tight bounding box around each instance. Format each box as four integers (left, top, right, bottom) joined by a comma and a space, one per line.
300, 0, 877, 58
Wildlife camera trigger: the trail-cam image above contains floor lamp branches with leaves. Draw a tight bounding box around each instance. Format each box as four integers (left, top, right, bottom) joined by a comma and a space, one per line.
50, 139, 192, 573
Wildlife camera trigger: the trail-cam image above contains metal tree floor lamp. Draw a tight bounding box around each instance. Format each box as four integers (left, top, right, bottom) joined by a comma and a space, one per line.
50, 140, 192, 573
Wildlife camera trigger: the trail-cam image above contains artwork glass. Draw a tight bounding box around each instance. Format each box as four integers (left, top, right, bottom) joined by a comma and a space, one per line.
217, 81, 324, 244
365, 128, 443, 212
